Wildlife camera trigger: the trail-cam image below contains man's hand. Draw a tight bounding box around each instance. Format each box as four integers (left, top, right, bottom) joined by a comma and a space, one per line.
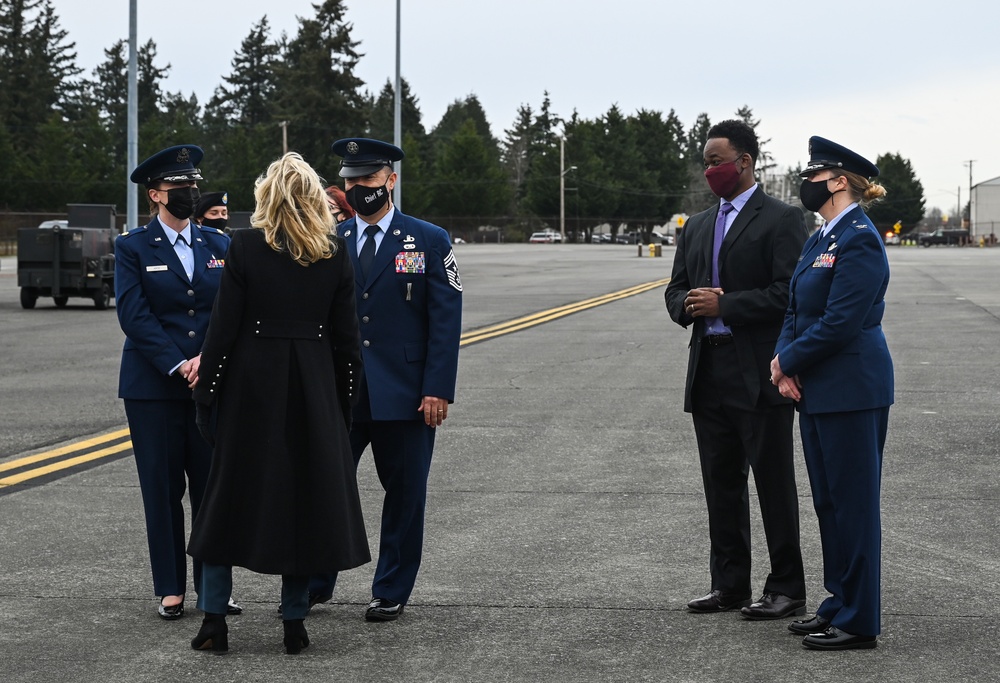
683, 287, 724, 318
418, 396, 449, 427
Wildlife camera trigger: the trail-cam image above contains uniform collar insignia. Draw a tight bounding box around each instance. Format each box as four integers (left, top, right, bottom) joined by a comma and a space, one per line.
392, 229, 401, 236
344, 229, 352, 237
404, 234, 415, 242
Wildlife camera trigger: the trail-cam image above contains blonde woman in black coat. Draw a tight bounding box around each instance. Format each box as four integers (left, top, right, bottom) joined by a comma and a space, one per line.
187, 153, 370, 654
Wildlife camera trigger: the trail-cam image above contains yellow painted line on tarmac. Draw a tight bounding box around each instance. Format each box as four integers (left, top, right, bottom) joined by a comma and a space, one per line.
0, 440, 133, 487
459, 277, 670, 346
0, 427, 130, 474
2, 277, 670, 488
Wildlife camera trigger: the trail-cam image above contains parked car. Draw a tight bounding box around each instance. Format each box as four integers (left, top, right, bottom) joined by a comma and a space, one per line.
919, 229, 969, 247
528, 231, 562, 243
884, 232, 900, 246
650, 231, 675, 246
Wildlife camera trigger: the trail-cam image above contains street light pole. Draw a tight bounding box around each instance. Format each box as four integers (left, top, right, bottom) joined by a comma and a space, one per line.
559, 137, 577, 242
560, 138, 565, 242
964, 160, 975, 232
393, 0, 402, 210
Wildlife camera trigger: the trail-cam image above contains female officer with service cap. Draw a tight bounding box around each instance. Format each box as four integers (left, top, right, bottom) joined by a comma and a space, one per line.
770, 136, 893, 650
115, 145, 235, 620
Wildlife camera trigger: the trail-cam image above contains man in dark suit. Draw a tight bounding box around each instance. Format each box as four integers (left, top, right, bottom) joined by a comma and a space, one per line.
664, 120, 808, 620
116, 145, 234, 619
309, 138, 463, 621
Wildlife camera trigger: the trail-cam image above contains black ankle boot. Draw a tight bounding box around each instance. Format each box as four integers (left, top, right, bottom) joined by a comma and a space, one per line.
191, 613, 228, 653
283, 619, 309, 655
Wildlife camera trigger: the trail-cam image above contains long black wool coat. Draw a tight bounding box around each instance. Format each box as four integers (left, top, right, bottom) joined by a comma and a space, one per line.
188, 228, 370, 575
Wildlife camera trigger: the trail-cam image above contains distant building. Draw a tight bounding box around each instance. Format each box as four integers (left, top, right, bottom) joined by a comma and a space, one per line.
970, 176, 1000, 238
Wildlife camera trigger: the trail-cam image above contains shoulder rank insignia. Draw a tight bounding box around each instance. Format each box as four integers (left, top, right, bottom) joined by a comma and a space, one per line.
444, 249, 462, 291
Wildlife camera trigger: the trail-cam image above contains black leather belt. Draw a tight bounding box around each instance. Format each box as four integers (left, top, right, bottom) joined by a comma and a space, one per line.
703, 334, 734, 346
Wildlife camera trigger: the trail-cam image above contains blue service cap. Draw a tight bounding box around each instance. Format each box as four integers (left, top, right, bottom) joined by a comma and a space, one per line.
801, 136, 878, 179
331, 138, 404, 178
130, 145, 204, 185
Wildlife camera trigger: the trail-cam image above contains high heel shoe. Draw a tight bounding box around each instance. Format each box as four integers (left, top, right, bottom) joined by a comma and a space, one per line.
191, 613, 228, 653
282, 619, 309, 655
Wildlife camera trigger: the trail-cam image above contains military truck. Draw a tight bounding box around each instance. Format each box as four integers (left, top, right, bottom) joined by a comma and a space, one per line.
17, 204, 116, 310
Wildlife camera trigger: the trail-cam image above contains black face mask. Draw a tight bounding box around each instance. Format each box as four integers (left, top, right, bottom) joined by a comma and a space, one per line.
345, 182, 390, 217
200, 217, 228, 231
799, 177, 840, 212
162, 186, 201, 220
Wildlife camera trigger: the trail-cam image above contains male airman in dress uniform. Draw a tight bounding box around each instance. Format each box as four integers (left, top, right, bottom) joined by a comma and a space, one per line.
116, 145, 234, 619
308, 138, 463, 621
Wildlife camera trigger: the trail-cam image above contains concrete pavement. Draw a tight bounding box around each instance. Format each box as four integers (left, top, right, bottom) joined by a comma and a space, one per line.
1, 244, 998, 682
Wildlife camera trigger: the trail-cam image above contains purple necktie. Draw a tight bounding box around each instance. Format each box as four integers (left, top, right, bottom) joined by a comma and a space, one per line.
711, 202, 733, 288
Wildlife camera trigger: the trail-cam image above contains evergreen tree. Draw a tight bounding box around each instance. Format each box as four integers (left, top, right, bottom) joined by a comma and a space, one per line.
0, 0, 81, 207
427, 117, 509, 232
207, 16, 279, 127
272, 0, 365, 175
365, 77, 426, 144
682, 112, 714, 214
866, 152, 926, 231
202, 17, 282, 210
734, 104, 775, 184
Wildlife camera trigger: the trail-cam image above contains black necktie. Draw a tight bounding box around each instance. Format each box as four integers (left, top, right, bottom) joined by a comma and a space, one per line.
359, 225, 379, 278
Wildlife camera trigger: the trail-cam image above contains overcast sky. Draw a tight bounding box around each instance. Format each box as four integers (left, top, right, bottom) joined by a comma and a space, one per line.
55, 0, 1000, 215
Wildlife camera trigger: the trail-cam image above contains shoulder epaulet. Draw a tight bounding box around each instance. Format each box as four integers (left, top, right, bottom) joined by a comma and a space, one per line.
195, 224, 226, 236
120, 225, 147, 238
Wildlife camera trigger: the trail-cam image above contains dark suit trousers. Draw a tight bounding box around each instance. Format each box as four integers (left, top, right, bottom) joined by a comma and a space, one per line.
690, 343, 805, 599
800, 408, 888, 636
310, 419, 435, 605
124, 398, 212, 597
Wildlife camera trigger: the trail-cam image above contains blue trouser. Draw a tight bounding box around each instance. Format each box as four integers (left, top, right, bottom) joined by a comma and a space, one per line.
310, 420, 435, 605
125, 398, 212, 598
199, 563, 309, 620
800, 407, 889, 637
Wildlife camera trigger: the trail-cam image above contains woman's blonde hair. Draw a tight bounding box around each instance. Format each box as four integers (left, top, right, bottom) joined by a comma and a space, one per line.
834, 170, 888, 209
251, 152, 336, 265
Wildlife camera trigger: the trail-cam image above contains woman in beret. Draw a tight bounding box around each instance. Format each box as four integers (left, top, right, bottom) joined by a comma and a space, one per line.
188, 152, 369, 654
770, 136, 893, 651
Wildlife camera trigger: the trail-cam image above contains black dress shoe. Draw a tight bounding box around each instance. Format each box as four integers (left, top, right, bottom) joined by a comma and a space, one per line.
802, 626, 877, 650
686, 590, 752, 613
365, 598, 404, 622
740, 592, 807, 620
788, 614, 831, 635
158, 598, 184, 620
226, 598, 243, 615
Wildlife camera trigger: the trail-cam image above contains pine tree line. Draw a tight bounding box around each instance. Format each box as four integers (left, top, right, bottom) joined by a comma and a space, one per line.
0, 0, 927, 240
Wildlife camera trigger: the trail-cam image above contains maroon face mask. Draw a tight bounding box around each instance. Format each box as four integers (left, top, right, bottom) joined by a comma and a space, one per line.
704, 160, 744, 198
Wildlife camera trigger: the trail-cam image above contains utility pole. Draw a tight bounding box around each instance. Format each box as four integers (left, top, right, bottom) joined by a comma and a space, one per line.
393, 0, 402, 210
280, 121, 289, 154
126, 0, 137, 232
964, 160, 975, 231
